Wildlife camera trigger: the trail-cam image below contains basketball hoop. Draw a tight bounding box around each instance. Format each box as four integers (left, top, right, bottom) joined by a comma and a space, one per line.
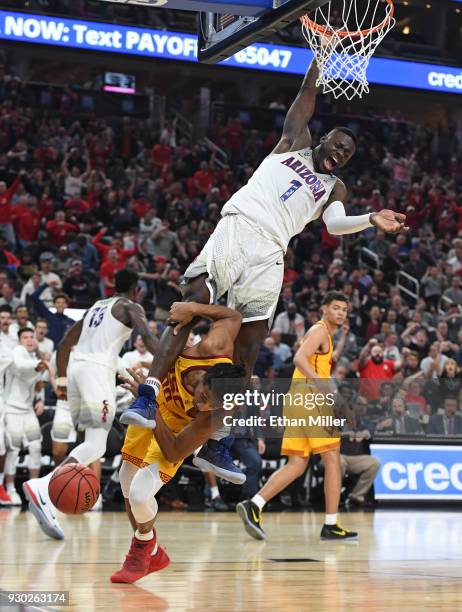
300, 0, 395, 100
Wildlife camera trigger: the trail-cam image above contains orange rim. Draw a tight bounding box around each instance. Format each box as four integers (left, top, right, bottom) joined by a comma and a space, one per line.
300, 0, 394, 38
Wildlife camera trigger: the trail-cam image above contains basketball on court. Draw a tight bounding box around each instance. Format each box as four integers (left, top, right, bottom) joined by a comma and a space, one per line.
48, 464, 100, 515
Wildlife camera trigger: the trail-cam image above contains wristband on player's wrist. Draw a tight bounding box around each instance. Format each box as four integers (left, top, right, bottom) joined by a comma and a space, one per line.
145, 377, 161, 395
56, 377, 67, 387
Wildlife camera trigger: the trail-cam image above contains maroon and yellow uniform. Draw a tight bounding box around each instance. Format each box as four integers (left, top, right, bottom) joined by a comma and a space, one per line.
281, 319, 340, 457
121, 353, 231, 483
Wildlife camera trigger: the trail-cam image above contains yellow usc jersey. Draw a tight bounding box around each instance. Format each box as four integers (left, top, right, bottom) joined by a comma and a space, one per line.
292, 319, 333, 381
157, 353, 232, 433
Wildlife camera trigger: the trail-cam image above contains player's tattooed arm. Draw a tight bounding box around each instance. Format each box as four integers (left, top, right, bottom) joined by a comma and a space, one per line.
124, 301, 159, 356
273, 59, 320, 154
169, 302, 242, 357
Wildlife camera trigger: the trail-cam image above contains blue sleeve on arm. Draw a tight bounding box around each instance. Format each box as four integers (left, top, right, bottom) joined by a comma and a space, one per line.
31, 283, 51, 318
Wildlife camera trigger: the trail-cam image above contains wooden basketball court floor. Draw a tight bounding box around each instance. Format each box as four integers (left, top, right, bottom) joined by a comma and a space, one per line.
1, 508, 462, 611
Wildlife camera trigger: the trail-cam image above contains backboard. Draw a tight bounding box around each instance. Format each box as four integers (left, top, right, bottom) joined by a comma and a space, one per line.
198, 1, 331, 63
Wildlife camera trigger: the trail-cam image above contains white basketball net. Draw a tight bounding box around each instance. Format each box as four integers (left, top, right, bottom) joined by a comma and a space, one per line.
301, 0, 395, 100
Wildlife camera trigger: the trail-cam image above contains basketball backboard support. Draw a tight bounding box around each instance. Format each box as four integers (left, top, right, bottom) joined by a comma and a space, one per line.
198, 0, 330, 64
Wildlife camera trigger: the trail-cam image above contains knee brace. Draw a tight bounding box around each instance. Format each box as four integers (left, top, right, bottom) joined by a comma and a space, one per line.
70, 428, 108, 466
27, 440, 42, 470
119, 461, 139, 498
5, 448, 19, 476
128, 464, 163, 524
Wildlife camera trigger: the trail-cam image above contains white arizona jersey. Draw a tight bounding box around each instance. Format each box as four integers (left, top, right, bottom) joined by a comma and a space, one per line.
222, 148, 337, 251
73, 297, 132, 371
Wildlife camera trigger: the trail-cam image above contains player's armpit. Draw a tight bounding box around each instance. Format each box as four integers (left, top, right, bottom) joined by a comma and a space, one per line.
56, 318, 84, 378
154, 410, 216, 464
293, 326, 328, 376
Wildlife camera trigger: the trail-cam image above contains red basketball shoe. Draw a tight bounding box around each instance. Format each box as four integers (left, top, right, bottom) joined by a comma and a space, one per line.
111, 536, 156, 583
0, 484, 11, 505
148, 545, 170, 574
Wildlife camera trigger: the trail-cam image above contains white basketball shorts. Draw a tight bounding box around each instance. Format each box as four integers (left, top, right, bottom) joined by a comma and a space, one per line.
0, 398, 5, 456
67, 360, 116, 432
184, 215, 284, 324
5, 409, 42, 451
51, 399, 77, 444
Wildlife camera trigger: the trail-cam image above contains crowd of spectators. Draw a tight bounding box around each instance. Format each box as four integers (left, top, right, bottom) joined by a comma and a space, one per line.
0, 71, 461, 509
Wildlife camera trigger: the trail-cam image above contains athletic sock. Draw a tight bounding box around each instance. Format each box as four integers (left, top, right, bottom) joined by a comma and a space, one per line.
210, 486, 219, 500
6, 483, 15, 493
145, 377, 162, 398
0, 473, 4, 485
325, 513, 337, 526
251, 494, 266, 511
135, 529, 154, 542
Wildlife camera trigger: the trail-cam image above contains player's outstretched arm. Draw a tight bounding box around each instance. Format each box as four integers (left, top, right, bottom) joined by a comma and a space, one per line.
124, 301, 159, 356
169, 302, 243, 357
322, 181, 407, 235
273, 59, 320, 154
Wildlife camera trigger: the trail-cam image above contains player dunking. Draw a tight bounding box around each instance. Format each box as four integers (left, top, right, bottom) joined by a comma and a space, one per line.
121, 59, 406, 480
237, 292, 356, 540
23, 269, 158, 540
112, 301, 245, 584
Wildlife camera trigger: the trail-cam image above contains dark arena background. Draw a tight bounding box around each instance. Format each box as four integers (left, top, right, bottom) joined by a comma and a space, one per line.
0, 1, 461, 610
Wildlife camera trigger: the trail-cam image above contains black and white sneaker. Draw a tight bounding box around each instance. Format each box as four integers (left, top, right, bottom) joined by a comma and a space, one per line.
236, 500, 265, 540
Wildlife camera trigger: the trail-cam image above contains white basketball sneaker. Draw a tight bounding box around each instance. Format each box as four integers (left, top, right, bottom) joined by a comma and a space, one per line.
7, 488, 22, 506
23, 478, 65, 540
90, 494, 103, 512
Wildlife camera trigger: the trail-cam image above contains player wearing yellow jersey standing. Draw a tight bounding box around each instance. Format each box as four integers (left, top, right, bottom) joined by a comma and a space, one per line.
111, 301, 245, 584
237, 292, 357, 541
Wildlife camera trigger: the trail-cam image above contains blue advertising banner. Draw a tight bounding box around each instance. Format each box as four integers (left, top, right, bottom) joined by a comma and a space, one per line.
370, 444, 462, 500
0, 10, 461, 95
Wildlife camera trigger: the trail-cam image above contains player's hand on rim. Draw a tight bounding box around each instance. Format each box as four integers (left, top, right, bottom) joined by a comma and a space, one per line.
371, 209, 408, 234
118, 367, 147, 398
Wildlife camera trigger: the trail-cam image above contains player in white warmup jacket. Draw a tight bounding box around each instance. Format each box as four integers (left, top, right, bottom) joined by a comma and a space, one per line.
121, 59, 407, 482
23, 269, 158, 540
4, 328, 50, 505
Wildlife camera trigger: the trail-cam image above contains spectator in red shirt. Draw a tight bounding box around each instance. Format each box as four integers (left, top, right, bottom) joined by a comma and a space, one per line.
64, 193, 91, 216
45, 211, 78, 248
0, 236, 20, 268
151, 139, 172, 171
15, 196, 40, 248
358, 339, 401, 401
0, 172, 22, 247
92, 227, 137, 265
132, 192, 150, 220
100, 248, 124, 297
192, 161, 215, 195
222, 117, 244, 162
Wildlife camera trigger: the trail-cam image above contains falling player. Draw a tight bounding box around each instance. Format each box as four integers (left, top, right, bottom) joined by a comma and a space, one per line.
23, 269, 158, 540
121, 58, 407, 479
237, 292, 358, 540
112, 301, 244, 583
